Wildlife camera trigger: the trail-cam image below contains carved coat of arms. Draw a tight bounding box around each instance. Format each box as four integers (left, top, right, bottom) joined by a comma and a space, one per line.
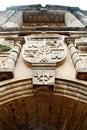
22, 34, 67, 66
22, 34, 67, 85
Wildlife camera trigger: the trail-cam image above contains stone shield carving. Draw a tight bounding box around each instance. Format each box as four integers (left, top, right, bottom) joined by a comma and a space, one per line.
22, 35, 67, 66
22, 34, 67, 86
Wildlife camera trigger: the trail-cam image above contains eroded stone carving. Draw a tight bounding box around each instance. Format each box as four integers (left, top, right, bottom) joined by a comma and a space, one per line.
22, 34, 67, 86
0, 57, 8, 68
0, 39, 14, 69
65, 37, 87, 80
33, 70, 54, 85
0, 40, 22, 81
5, 41, 22, 69
22, 35, 67, 66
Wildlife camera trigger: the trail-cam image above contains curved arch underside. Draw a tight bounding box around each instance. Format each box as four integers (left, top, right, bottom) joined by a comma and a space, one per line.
0, 78, 87, 130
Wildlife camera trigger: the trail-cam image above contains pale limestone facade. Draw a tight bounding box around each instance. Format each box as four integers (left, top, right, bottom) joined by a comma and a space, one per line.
0, 4, 87, 130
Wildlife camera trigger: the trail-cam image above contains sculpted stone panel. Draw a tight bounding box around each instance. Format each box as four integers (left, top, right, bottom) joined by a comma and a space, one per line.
22, 34, 67, 86
22, 34, 67, 66
33, 70, 55, 85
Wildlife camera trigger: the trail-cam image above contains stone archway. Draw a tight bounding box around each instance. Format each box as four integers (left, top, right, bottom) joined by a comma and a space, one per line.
0, 78, 87, 130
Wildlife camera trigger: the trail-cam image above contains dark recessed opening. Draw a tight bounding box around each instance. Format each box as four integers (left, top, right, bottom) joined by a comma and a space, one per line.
0, 76, 8, 81
22, 11, 65, 27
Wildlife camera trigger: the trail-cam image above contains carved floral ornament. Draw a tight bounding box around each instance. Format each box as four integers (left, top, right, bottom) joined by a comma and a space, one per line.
22, 34, 67, 66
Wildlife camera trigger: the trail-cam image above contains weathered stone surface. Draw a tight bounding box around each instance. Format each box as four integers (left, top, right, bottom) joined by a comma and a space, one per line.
74, 11, 87, 25
65, 37, 87, 80
0, 81, 87, 130
0, 4, 87, 130
33, 69, 55, 85
4, 11, 22, 27
65, 12, 84, 27
0, 10, 15, 27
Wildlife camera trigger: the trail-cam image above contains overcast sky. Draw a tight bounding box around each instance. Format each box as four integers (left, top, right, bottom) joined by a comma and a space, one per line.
0, 0, 87, 11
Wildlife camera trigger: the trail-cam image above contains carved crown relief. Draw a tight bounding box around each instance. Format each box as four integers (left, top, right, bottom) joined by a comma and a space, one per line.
22, 34, 67, 86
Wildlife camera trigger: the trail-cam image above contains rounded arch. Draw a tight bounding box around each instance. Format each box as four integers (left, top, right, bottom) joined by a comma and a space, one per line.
0, 78, 87, 130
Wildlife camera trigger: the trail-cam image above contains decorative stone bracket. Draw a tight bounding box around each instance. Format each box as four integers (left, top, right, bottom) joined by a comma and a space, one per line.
32, 63, 56, 86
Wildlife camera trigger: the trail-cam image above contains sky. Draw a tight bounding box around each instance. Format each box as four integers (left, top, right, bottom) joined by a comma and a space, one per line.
0, 0, 87, 11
